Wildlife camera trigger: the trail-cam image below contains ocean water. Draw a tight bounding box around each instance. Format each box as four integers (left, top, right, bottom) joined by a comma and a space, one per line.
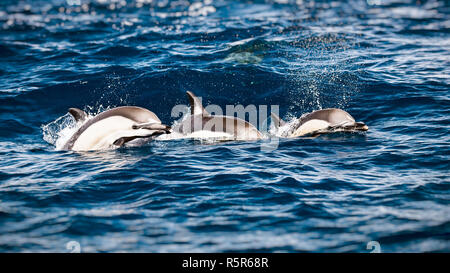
0, 0, 449, 252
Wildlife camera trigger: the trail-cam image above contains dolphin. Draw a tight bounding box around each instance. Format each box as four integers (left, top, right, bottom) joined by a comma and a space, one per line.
170, 91, 263, 141
271, 108, 368, 138
62, 106, 170, 151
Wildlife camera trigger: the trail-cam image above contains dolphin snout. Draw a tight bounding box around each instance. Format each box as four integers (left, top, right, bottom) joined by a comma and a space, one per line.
162, 125, 171, 133
153, 124, 172, 134
338, 121, 368, 132
132, 122, 171, 132
354, 122, 369, 131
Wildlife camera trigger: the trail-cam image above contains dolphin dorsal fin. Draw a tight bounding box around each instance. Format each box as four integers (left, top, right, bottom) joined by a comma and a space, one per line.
271, 113, 286, 129
68, 108, 88, 123
186, 91, 209, 116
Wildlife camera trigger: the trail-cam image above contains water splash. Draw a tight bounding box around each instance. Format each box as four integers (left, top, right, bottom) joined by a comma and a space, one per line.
41, 113, 80, 150
41, 106, 113, 150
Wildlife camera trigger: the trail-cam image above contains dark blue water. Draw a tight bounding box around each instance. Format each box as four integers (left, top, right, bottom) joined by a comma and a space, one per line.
0, 0, 449, 252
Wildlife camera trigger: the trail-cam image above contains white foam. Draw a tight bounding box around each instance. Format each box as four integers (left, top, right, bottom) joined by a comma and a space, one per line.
41, 107, 107, 150
269, 115, 300, 138
42, 113, 86, 150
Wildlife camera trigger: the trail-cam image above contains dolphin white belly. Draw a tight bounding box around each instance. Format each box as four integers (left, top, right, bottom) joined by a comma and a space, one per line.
182, 130, 233, 140
291, 119, 330, 137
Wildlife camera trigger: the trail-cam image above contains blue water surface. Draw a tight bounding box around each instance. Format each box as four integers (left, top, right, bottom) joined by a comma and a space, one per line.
0, 0, 449, 252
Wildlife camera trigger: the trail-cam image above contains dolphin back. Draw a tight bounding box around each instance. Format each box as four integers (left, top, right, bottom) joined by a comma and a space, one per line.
299, 108, 355, 127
